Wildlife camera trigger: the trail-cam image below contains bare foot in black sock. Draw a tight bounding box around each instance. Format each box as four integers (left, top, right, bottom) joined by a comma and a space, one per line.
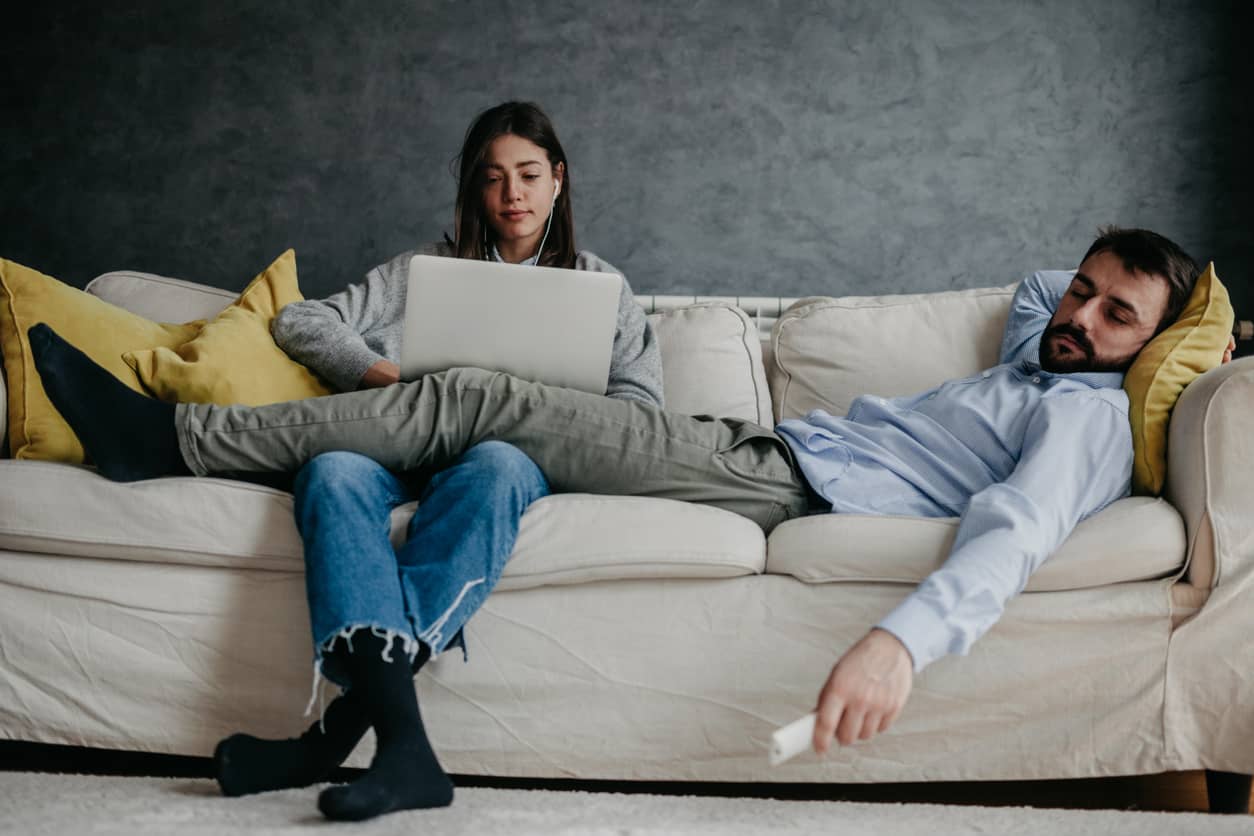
214, 690, 371, 797
214, 645, 432, 797
317, 635, 453, 821
27, 323, 186, 481
319, 743, 453, 821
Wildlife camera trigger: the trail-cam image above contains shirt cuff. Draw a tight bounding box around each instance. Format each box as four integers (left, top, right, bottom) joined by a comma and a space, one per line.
327, 343, 388, 393
875, 594, 954, 674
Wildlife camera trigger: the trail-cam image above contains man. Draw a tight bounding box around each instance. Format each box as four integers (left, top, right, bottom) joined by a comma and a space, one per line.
28, 227, 1216, 757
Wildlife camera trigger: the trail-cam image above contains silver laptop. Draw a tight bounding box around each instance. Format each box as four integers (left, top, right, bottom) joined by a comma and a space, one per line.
400, 254, 623, 394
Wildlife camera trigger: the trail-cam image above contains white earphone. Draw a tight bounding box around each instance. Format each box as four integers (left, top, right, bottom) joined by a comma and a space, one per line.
525, 180, 559, 263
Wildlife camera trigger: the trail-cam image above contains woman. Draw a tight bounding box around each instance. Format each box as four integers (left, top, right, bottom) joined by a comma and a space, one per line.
211, 101, 664, 821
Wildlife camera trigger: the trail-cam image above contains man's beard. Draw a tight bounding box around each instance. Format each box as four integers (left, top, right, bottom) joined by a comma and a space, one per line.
1039, 323, 1133, 373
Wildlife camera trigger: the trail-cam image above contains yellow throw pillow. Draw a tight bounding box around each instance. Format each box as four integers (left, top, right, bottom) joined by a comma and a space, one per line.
125, 249, 334, 405
0, 259, 201, 463
1124, 262, 1234, 496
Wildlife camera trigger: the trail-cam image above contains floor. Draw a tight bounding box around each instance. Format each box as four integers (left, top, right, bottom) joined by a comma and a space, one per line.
0, 740, 1246, 814
8, 772, 1254, 836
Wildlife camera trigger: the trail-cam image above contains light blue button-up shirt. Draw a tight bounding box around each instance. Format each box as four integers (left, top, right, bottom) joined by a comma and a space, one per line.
775, 271, 1133, 672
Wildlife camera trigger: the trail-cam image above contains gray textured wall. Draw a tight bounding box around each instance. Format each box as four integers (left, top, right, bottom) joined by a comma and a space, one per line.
2, 1, 1249, 321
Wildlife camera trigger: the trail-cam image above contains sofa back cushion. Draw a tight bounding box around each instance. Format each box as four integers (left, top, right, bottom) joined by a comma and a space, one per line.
769, 285, 1017, 422
89, 274, 773, 425
86, 270, 236, 321
648, 302, 772, 424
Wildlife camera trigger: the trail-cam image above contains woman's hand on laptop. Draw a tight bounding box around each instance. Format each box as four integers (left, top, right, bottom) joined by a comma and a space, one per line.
360, 360, 401, 389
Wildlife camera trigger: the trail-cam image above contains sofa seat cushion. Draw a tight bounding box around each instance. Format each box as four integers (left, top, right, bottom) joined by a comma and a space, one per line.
0, 461, 305, 571
486, 494, 765, 590
0, 462, 765, 585
765, 497, 1185, 592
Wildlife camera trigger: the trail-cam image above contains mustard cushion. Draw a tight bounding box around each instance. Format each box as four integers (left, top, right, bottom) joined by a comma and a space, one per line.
0, 259, 201, 463
124, 249, 334, 405
1124, 262, 1233, 496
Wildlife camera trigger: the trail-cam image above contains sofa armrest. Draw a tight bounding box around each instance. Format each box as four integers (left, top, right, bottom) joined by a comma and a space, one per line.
1164, 356, 1254, 589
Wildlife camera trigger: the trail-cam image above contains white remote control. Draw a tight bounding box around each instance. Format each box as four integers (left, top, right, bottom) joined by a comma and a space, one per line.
769, 712, 816, 766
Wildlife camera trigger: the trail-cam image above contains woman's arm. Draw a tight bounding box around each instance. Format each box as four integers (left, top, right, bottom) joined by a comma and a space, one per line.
607, 277, 665, 406
578, 253, 664, 407
272, 252, 416, 392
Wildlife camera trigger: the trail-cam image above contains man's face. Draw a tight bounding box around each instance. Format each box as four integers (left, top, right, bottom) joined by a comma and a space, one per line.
1040, 250, 1170, 373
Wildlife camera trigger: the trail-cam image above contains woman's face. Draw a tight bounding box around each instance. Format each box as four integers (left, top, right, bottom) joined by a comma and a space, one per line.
479, 133, 562, 256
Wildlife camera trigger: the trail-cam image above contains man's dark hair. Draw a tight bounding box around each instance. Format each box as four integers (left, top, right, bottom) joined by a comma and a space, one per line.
1081, 227, 1200, 333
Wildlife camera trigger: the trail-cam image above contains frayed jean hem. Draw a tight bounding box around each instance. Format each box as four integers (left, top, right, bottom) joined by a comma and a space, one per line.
304, 623, 422, 729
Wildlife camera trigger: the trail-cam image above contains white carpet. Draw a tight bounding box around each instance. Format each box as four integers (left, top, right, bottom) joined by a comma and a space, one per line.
2, 772, 1252, 835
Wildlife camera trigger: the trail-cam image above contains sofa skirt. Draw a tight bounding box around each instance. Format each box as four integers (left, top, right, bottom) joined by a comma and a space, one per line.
0, 549, 1177, 782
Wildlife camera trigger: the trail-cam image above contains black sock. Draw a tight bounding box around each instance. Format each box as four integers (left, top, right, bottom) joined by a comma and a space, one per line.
27, 323, 186, 481
213, 689, 371, 797
317, 634, 453, 821
213, 643, 432, 797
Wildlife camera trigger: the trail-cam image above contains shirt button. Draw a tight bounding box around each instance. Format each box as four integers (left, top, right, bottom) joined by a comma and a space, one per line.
1032, 376, 1041, 384
981, 371, 992, 379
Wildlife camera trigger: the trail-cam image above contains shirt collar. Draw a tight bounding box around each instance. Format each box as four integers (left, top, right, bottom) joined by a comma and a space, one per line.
1018, 358, 1124, 390
1018, 333, 1124, 389
489, 244, 539, 267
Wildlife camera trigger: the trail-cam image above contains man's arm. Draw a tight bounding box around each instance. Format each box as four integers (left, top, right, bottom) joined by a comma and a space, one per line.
999, 270, 1074, 367
812, 627, 913, 751
812, 388, 1132, 752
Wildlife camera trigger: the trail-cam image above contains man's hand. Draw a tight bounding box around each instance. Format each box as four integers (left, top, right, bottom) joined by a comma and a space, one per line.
812, 628, 913, 754
1223, 335, 1236, 365
359, 359, 400, 389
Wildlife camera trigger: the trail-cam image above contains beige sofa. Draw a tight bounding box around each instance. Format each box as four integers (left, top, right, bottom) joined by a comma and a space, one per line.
0, 268, 1251, 798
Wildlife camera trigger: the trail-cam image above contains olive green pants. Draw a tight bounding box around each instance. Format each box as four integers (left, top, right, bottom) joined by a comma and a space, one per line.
177, 367, 811, 532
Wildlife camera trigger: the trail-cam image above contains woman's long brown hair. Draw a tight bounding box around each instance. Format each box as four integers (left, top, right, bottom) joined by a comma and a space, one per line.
450, 101, 576, 268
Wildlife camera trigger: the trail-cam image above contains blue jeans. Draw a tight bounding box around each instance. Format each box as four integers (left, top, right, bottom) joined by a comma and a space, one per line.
293, 441, 551, 688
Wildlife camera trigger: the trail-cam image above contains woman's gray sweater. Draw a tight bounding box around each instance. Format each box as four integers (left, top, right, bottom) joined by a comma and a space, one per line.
271, 241, 664, 406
